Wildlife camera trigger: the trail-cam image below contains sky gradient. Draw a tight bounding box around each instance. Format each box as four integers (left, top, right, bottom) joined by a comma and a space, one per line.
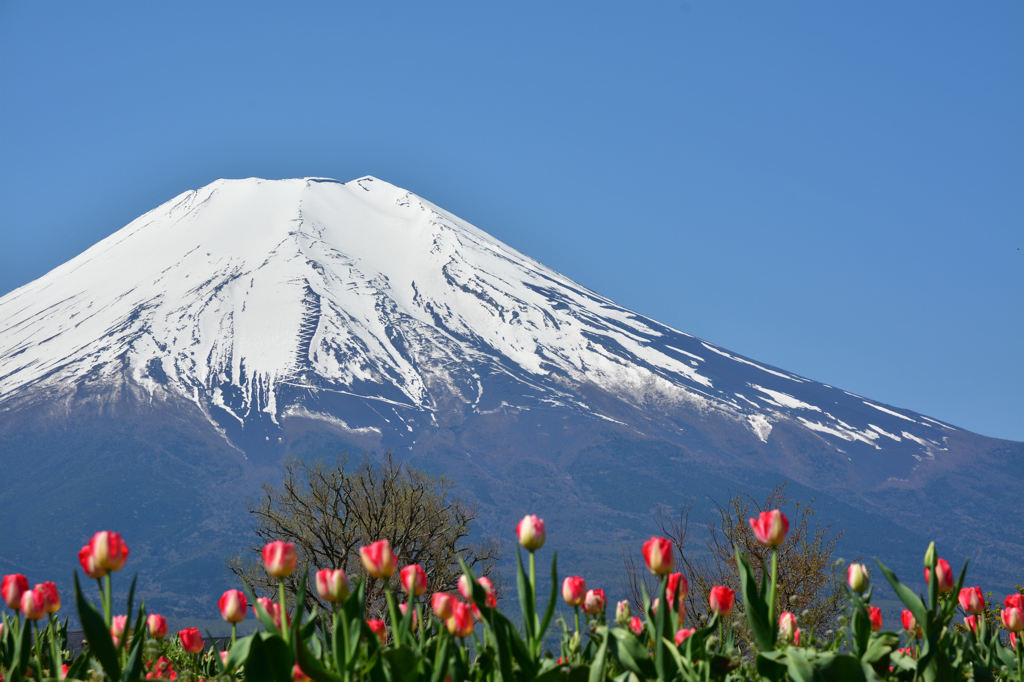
1, 1, 1021, 441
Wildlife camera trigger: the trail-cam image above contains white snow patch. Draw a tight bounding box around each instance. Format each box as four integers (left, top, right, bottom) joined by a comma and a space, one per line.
868, 424, 902, 441
863, 402, 917, 423
752, 385, 821, 412
748, 414, 772, 442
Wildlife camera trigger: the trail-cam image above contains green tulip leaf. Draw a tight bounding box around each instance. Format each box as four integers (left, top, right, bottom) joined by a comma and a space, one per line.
73, 572, 121, 682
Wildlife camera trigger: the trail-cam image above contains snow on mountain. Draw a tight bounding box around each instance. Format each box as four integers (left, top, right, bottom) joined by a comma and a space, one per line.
0, 176, 956, 462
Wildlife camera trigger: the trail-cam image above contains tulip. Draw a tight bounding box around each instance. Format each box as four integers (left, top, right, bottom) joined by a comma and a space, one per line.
642, 537, 674, 575
293, 662, 311, 682
964, 615, 978, 633
1011, 632, 1018, 650
315, 568, 350, 603
651, 598, 686, 625
897, 647, 916, 659
37, 582, 60, 613
708, 586, 735, 616
111, 615, 129, 646
367, 618, 388, 644
20, 588, 47, 621
923, 541, 937, 568
220, 651, 230, 667
959, 587, 985, 615
867, 606, 883, 632
219, 590, 248, 623
457, 574, 496, 606
89, 531, 130, 572
2, 574, 28, 610
1002, 606, 1024, 633
847, 563, 869, 594
675, 628, 696, 644
262, 541, 297, 578
446, 602, 474, 638
749, 510, 789, 547
582, 589, 606, 616
431, 592, 455, 620
399, 602, 418, 631
359, 540, 397, 579
902, 609, 921, 637
629, 616, 644, 636
179, 627, 204, 654
78, 545, 106, 579
1006, 594, 1024, 611
515, 515, 546, 551
147, 613, 168, 639
667, 572, 689, 607
562, 576, 587, 607
615, 600, 632, 626
255, 596, 288, 629
471, 602, 484, 622
924, 559, 954, 594
400, 564, 428, 597
778, 612, 798, 644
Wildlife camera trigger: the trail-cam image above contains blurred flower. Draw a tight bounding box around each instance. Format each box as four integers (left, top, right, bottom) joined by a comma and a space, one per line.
399, 603, 418, 631
868, 606, 883, 632
515, 515, 546, 551
262, 541, 297, 578
959, 587, 985, 615
1005, 594, 1024, 611
148, 614, 168, 639
180, 627, 204, 653
293, 662, 311, 682
255, 596, 288, 630
629, 616, 644, 636
458, 575, 497, 607
2, 574, 28, 610
316, 568, 350, 603
90, 531, 129, 572
667, 572, 689, 605
778, 611, 798, 644
642, 537, 674, 575
220, 651, 229, 667
400, 565, 428, 597
1002, 605, 1023, 632
219, 589, 248, 623
896, 647, 916, 659
446, 602, 474, 638
360, 540, 397, 579
37, 582, 60, 614
902, 610, 922, 637
615, 600, 631, 626
964, 615, 978, 633
847, 564, 869, 594
367, 619, 388, 645
21, 588, 47, 621
78, 545, 106, 579
675, 628, 695, 644
431, 592, 455, 620
749, 510, 789, 547
562, 576, 586, 607
709, 586, 735, 616
111, 615, 129, 646
651, 597, 686, 625
582, 589, 606, 616
924, 559, 954, 594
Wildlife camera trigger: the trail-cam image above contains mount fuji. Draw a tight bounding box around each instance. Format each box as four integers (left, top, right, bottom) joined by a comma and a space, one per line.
0, 177, 1019, 625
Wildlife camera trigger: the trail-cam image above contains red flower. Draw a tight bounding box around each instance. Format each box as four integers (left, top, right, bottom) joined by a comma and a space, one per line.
749, 510, 789, 547
292, 662, 311, 682
179, 627, 204, 654
708, 586, 735, 616
582, 589, 606, 616
78, 545, 107, 579
2, 574, 28, 610
367, 619, 388, 645
1002, 606, 1024, 632
562, 576, 587, 607
457, 575, 496, 607
89, 531, 129, 572
964, 615, 978, 633
148, 614, 168, 639
778, 612, 798, 643
628, 616, 644, 636
867, 606, 883, 632
111, 615, 129, 646
262, 542, 297, 578
36, 582, 60, 614
902, 610, 922, 637
675, 628, 695, 644
255, 596, 288, 629
959, 587, 985, 615
399, 602, 418, 631
641, 537, 674, 575
400, 565, 428, 597
431, 592, 455, 620
315, 569, 350, 603
218, 590, 248, 623
515, 515, 546, 551
1005, 594, 1024, 611
666, 573, 689, 607
20, 588, 47, 621
924, 559, 954, 594
360, 540, 397, 579
446, 602, 474, 638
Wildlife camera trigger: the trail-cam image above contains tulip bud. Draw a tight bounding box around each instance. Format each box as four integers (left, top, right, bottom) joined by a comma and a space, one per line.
221, 651, 230, 668
516, 515, 546, 551
399, 602, 418, 631
446, 602, 474, 638
293, 662, 311, 682
179, 627, 204, 654
2, 574, 29, 610
255, 596, 288, 629
778, 612, 798, 644
367, 619, 387, 644
78, 545, 106, 579
111, 615, 129, 646
1011, 632, 1018, 650
615, 600, 632, 626
641, 537, 674, 575
749, 510, 789, 547
964, 615, 978, 633
360, 540, 397, 579
959, 587, 985, 615
582, 589, 606, 616
20, 588, 47, 621
1005, 594, 1024, 611
37, 582, 60, 614
867, 606, 882, 632
432, 592, 455, 620
846, 563, 869, 594
568, 631, 581, 654
629, 616, 644, 636
218, 589, 248, 623
667, 572, 689, 607
262, 541, 298, 578
148, 614, 168, 639
316, 568, 350, 603
1003, 606, 1024, 633
923, 541, 936, 568
901, 609, 922, 637
458, 575, 496, 607
90, 531, 130, 572
675, 628, 695, 645
400, 565, 428, 597
924, 559, 954, 594
562, 576, 587, 607
708, 586, 735, 616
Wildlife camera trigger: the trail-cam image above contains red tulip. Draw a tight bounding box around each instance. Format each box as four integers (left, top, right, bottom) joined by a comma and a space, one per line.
896, 647, 916, 659
778, 612, 798, 643
367, 619, 387, 644
749, 510, 789, 547
111, 615, 129, 646
867, 606, 883, 632
675, 627, 696, 644
360, 540, 397, 579
179, 627, 204, 654
20, 588, 47, 621
458, 575, 496, 607
667, 572, 689, 607
964, 615, 978, 633
219, 590, 248, 623
651, 597, 687, 625
399, 602, 418, 631
431, 592, 455, 620
1005, 594, 1024, 611
255, 596, 288, 629
708, 586, 735, 616
582, 589, 606, 616
293, 662, 311, 682
400, 565, 428, 597
262, 541, 297, 578
516, 515, 546, 551
78, 545, 106, 579
924, 559, 954, 594
147, 613, 168, 639
562, 576, 587, 607
902, 609, 921, 637
642, 537, 674, 575
1011, 632, 1018, 650
629, 616, 644, 636
847, 563, 869, 594
1003, 606, 1024, 632
959, 587, 985, 615
446, 602, 474, 638
37, 582, 60, 614
315, 569, 350, 602
89, 531, 130, 572
2, 574, 28, 610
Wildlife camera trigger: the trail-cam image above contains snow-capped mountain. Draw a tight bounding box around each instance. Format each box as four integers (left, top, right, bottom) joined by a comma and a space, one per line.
0, 176, 956, 472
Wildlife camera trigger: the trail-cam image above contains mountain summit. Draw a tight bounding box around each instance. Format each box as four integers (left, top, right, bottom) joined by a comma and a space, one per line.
0, 177, 1019, 623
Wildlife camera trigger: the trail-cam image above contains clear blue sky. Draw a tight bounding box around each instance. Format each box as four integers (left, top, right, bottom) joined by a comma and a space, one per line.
1, 1, 1021, 441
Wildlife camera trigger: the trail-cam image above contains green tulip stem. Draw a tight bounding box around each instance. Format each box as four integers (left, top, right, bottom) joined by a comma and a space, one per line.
384, 581, 400, 646
278, 578, 289, 645
574, 605, 581, 638
102, 574, 112, 627
768, 548, 779, 634
528, 550, 537, 595
32, 620, 45, 677
230, 622, 237, 647
49, 613, 63, 680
